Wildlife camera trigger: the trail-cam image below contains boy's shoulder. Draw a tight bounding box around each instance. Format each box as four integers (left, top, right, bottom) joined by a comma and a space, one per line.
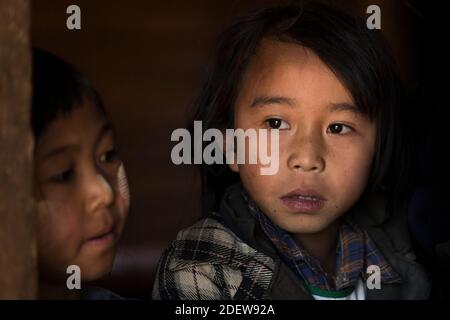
165, 212, 271, 272
153, 212, 276, 299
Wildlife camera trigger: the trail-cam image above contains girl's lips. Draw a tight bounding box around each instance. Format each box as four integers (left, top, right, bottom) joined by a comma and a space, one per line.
280, 188, 326, 213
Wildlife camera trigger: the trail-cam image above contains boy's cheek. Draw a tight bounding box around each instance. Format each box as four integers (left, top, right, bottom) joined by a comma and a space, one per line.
36, 201, 84, 276
114, 164, 130, 230
36, 201, 82, 245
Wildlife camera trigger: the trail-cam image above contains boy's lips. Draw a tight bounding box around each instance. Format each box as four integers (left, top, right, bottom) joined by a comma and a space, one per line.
85, 226, 116, 246
280, 188, 326, 213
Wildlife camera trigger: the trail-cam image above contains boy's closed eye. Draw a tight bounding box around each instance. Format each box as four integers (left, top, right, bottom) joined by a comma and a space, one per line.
49, 167, 75, 183
44, 147, 122, 183
37, 152, 76, 184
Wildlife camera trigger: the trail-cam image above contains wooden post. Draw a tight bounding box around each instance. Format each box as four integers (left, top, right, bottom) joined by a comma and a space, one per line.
0, 0, 36, 299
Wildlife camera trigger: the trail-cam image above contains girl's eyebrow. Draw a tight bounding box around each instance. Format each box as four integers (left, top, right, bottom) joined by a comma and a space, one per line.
250, 95, 296, 108
328, 102, 361, 115
249, 96, 361, 116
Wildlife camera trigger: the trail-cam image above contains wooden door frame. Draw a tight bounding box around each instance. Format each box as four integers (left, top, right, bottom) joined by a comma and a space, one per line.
0, 0, 36, 299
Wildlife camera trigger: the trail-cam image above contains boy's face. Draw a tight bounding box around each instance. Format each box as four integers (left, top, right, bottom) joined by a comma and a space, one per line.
230, 40, 376, 235
34, 102, 129, 283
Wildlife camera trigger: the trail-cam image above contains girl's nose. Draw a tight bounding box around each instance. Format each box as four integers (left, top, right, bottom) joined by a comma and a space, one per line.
84, 171, 114, 214
287, 130, 325, 173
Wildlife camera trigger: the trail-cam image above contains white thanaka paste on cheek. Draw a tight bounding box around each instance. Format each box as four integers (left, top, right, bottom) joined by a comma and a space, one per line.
117, 164, 130, 208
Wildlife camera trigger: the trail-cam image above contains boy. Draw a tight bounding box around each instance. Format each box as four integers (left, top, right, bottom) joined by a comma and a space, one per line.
33, 49, 129, 299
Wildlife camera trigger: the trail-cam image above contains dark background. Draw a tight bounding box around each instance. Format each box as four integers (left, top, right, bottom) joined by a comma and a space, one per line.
31, 0, 426, 298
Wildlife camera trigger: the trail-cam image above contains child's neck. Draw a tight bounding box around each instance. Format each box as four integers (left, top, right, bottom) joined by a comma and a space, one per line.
293, 219, 340, 277
39, 280, 81, 300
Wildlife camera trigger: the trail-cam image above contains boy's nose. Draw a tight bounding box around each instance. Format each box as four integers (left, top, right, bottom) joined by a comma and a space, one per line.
84, 172, 114, 214
287, 131, 325, 173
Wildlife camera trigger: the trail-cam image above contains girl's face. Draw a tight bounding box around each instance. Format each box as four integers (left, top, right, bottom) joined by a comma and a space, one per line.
34, 102, 129, 283
230, 40, 376, 235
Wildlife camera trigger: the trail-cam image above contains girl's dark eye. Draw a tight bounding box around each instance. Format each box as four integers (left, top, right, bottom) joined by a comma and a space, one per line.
50, 168, 74, 183
265, 118, 290, 130
327, 123, 352, 135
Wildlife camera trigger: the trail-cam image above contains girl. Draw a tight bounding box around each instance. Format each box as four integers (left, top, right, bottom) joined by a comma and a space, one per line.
153, 2, 430, 300
32, 49, 130, 299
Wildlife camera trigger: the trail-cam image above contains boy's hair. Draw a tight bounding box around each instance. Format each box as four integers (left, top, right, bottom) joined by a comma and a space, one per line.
32, 48, 105, 139
192, 2, 414, 213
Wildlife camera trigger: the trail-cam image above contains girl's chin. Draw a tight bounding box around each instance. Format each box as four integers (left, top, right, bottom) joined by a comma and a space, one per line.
273, 215, 331, 235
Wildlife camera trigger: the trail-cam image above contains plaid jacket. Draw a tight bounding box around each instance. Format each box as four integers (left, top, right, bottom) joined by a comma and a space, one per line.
153, 213, 275, 299
152, 183, 431, 300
